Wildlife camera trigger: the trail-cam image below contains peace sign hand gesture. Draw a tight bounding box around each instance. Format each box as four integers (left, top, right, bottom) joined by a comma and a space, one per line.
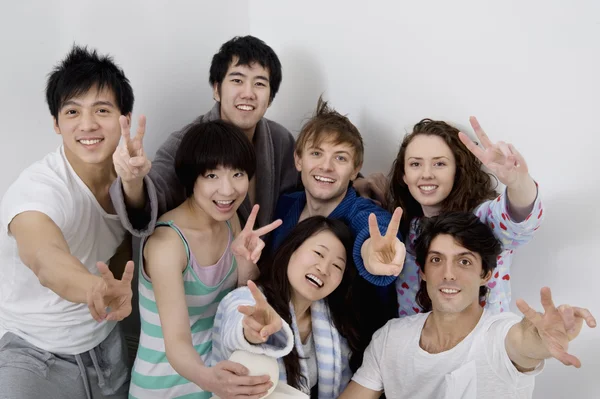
516, 287, 596, 368
238, 280, 283, 344
231, 205, 282, 264
458, 116, 529, 187
113, 115, 151, 183
363, 207, 406, 276
87, 260, 135, 322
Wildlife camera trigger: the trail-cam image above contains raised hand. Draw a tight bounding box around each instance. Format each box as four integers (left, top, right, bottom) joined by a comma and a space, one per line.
231, 205, 282, 264
87, 261, 135, 322
458, 116, 529, 187
363, 207, 406, 276
516, 287, 596, 368
201, 360, 272, 399
113, 115, 151, 183
238, 280, 283, 344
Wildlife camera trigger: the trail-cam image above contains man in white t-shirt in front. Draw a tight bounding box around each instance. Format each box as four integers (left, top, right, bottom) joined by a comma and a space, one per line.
340, 211, 596, 399
0, 45, 140, 399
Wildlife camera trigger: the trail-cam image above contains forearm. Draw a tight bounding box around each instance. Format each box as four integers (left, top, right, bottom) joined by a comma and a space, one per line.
506, 319, 548, 370
31, 246, 100, 304
506, 176, 538, 222
166, 339, 210, 389
122, 179, 146, 209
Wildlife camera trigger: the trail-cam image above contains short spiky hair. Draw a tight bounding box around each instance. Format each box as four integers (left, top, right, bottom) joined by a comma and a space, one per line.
175, 120, 256, 198
414, 211, 502, 312
295, 95, 364, 168
46, 45, 134, 119
209, 36, 282, 103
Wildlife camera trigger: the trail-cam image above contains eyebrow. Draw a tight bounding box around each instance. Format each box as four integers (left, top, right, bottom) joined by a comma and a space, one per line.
61, 100, 116, 108
228, 71, 270, 82
428, 250, 477, 258
317, 244, 346, 263
311, 146, 352, 156
407, 156, 450, 161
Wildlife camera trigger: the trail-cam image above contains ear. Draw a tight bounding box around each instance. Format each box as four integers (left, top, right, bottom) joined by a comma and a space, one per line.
212, 83, 221, 102
294, 151, 302, 172
403, 173, 407, 185
53, 117, 61, 135
480, 270, 493, 286
419, 268, 426, 282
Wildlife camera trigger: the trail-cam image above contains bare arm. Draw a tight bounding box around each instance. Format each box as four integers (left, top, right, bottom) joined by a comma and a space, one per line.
10, 211, 101, 303
338, 381, 382, 399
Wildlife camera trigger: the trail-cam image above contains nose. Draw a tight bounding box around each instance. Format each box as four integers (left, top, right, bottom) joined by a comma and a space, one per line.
79, 111, 99, 132
315, 260, 331, 277
442, 261, 456, 281
421, 164, 434, 179
218, 176, 235, 196
240, 81, 256, 100
320, 155, 334, 172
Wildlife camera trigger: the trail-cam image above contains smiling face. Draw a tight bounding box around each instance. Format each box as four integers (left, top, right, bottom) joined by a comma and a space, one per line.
286, 230, 347, 304
54, 85, 126, 167
213, 57, 271, 138
295, 137, 360, 205
403, 134, 457, 217
420, 234, 491, 315
191, 166, 249, 222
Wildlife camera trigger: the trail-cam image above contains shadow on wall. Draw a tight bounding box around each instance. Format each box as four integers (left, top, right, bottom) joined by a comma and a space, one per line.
269, 46, 327, 136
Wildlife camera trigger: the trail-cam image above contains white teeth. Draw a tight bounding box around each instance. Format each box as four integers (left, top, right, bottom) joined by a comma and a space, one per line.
236, 105, 254, 111
440, 288, 460, 294
419, 185, 438, 191
314, 176, 335, 183
215, 200, 234, 205
79, 139, 102, 145
306, 274, 323, 288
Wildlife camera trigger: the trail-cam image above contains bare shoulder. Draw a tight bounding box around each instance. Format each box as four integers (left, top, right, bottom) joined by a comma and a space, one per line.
143, 225, 187, 277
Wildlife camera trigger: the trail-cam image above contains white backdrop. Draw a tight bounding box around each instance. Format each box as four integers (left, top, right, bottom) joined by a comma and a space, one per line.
1, 1, 599, 397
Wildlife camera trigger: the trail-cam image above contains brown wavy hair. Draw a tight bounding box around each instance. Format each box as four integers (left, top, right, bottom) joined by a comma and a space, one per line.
387, 119, 497, 237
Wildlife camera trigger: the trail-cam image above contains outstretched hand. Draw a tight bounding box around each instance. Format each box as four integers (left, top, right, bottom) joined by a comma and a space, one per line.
87, 261, 135, 322
517, 287, 596, 368
231, 205, 282, 264
113, 115, 151, 183
238, 280, 283, 344
458, 116, 529, 187
363, 207, 406, 276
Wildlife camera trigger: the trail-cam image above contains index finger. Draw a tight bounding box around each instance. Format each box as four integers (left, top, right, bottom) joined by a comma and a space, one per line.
516, 298, 542, 326
572, 307, 597, 328
243, 205, 260, 232
96, 261, 115, 282
119, 115, 132, 151
458, 131, 486, 161
134, 115, 146, 143
368, 213, 383, 240
120, 261, 135, 285
385, 207, 403, 238
253, 218, 282, 237
247, 280, 268, 308
469, 116, 494, 149
539, 287, 557, 314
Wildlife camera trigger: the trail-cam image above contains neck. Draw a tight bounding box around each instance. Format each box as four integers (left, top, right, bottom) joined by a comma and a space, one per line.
303, 189, 346, 219
291, 291, 312, 323
219, 106, 257, 142
184, 197, 222, 230
422, 303, 483, 351
421, 203, 442, 218
64, 146, 115, 194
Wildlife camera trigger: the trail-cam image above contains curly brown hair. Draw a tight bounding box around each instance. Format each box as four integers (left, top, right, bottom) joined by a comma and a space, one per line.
387, 119, 497, 236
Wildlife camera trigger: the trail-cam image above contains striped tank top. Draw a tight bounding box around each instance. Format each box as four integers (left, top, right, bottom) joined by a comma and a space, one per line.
129, 221, 238, 399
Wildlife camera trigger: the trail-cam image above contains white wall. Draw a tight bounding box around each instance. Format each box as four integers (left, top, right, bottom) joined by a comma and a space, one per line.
249, 0, 600, 397
1, 1, 598, 397
0, 0, 249, 194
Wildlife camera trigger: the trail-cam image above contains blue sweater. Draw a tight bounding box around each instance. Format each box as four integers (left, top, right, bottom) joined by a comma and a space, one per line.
270, 188, 399, 287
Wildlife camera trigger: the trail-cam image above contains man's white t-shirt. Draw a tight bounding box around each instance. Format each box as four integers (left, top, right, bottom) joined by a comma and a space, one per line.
352, 309, 544, 399
0, 146, 126, 355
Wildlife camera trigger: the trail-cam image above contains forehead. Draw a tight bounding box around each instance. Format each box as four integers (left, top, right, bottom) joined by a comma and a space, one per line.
405, 135, 453, 159
301, 230, 347, 259
226, 56, 270, 79
428, 234, 481, 261
304, 133, 356, 153
61, 86, 117, 109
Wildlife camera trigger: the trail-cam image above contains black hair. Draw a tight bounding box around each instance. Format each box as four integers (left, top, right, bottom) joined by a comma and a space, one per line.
209, 35, 282, 103
46, 44, 134, 119
175, 120, 256, 197
414, 211, 502, 312
256, 217, 360, 389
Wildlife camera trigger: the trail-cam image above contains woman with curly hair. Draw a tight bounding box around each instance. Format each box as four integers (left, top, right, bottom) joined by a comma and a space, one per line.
385, 117, 544, 316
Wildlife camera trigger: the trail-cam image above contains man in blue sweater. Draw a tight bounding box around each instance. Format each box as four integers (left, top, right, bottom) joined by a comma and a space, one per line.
268, 97, 404, 367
